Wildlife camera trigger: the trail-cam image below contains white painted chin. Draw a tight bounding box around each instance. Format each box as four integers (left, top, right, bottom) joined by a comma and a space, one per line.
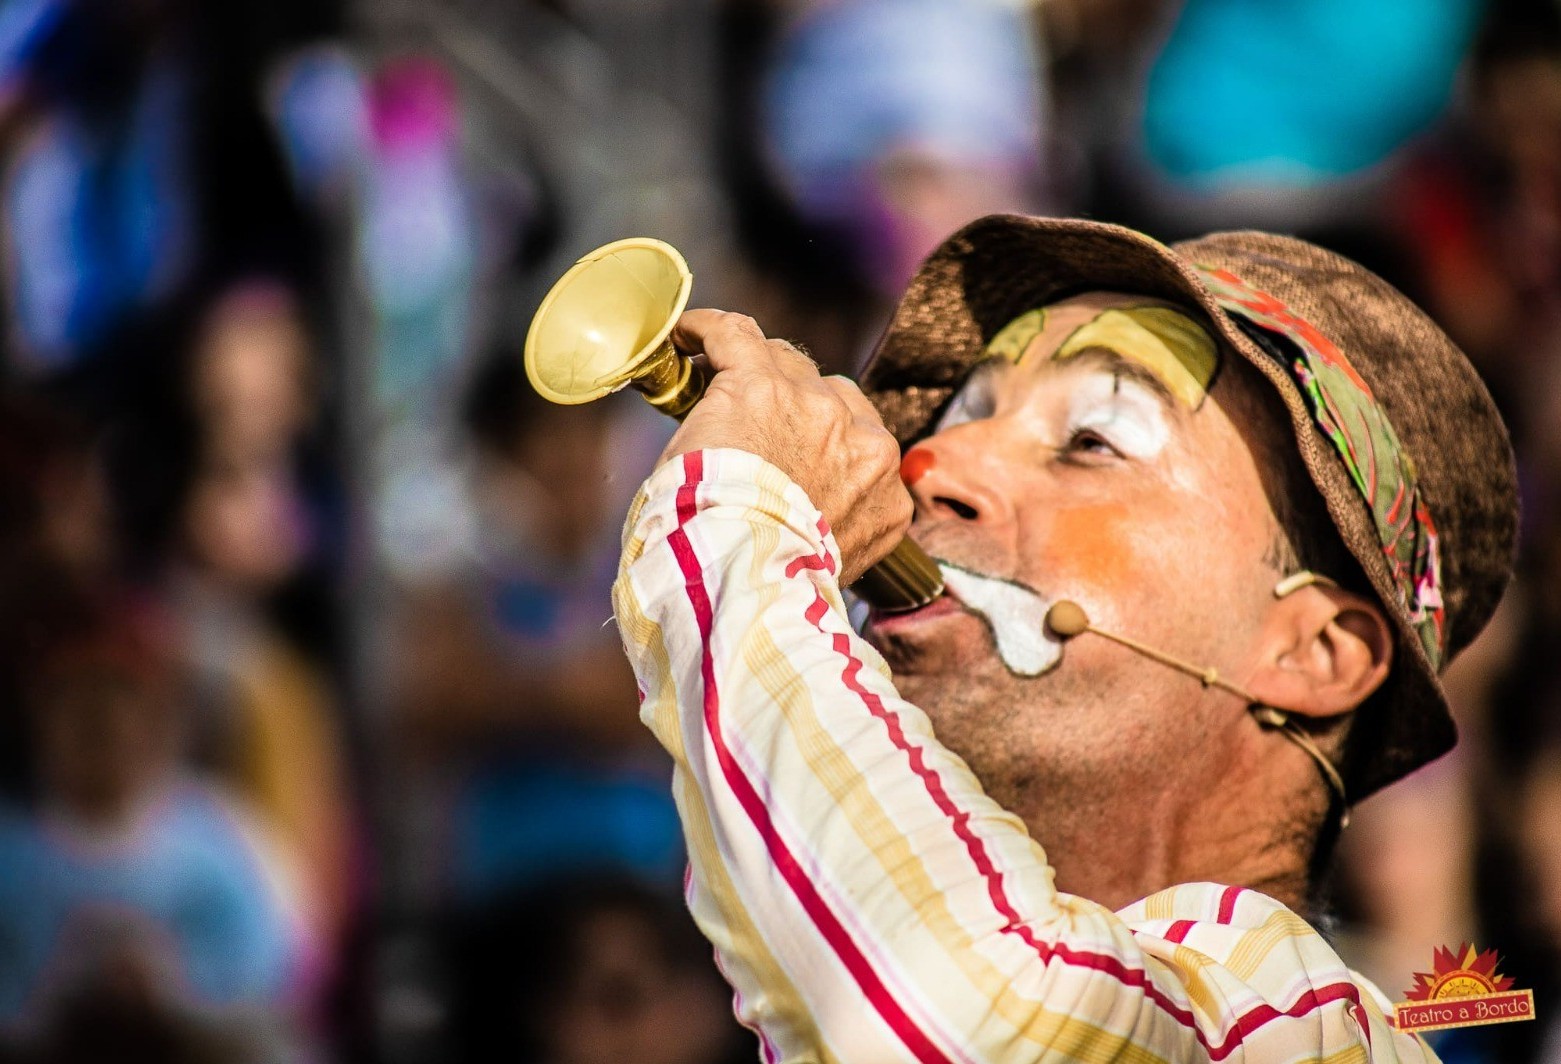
938, 564, 1062, 678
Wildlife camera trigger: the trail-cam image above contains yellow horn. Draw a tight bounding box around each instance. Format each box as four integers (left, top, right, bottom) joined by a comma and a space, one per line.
525, 238, 704, 417
524, 238, 944, 612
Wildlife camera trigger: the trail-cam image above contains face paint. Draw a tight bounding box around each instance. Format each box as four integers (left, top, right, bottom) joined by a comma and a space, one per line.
1046, 504, 1136, 585
1065, 371, 1171, 459
1053, 308, 1217, 409
900, 447, 936, 486
939, 562, 1061, 677
985, 308, 1046, 363
934, 361, 1000, 433
984, 302, 1220, 410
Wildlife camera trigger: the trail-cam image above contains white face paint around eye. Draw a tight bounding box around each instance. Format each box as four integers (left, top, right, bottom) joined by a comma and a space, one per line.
1066, 372, 1170, 459
934, 362, 1001, 433
938, 563, 1062, 677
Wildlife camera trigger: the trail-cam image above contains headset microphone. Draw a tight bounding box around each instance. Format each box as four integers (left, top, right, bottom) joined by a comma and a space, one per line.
1043, 591, 1349, 825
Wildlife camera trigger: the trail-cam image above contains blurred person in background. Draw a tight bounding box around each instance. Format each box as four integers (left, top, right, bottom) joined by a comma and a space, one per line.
110, 276, 358, 971
357, 55, 475, 411
444, 874, 750, 1064
12, 963, 275, 1064
0, 0, 199, 378
1445, 0, 1561, 618
0, 589, 316, 1054
718, 0, 1048, 374
0, 390, 116, 808
187, 282, 319, 469
0, 380, 314, 1058
393, 353, 682, 902
761, 0, 1047, 298
0, 0, 327, 395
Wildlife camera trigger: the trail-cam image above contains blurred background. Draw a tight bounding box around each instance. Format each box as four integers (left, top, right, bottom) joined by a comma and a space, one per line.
0, 0, 1557, 1060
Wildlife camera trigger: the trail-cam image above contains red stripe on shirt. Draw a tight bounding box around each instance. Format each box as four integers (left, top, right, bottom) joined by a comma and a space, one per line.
667, 450, 1365, 1060
808, 586, 1361, 1059
817, 610, 1219, 1050
1217, 885, 1244, 925
668, 451, 947, 1064
782, 517, 837, 578
784, 554, 834, 578
1222, 982, 1364, 1049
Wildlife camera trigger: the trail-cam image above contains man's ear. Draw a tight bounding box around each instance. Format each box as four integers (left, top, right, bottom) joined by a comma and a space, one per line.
1245, 584, 1394, 722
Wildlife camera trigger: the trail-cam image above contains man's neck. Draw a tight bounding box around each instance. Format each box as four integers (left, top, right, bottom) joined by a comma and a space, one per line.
1020, 767, 1319, 915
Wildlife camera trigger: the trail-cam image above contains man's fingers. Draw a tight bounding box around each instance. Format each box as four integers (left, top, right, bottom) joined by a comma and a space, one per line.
659, 320, 911, 580
673, 309, 819, 380
672, 310, 768, 373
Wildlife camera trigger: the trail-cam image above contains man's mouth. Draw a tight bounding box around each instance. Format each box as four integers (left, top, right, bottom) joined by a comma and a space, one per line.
868, 562, 1064, 678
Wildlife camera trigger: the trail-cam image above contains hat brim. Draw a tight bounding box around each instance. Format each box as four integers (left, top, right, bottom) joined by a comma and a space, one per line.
861, 213, 1458, 802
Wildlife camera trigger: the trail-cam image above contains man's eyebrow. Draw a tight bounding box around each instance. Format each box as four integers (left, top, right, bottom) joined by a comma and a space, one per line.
1063, 346, 1181, 410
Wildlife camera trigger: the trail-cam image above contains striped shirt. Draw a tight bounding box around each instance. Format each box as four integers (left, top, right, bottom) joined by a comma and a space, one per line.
613, 448, 1436, 1064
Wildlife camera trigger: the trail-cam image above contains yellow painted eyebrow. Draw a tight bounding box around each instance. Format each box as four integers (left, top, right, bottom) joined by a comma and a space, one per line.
985, 308, 1047, 363
1052, 308, 1218, 408
1059, 346, 1180, 411
984, 304, 1220, 410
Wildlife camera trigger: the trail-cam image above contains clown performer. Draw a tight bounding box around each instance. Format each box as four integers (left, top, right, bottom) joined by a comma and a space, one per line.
611, 215, 1516, 1061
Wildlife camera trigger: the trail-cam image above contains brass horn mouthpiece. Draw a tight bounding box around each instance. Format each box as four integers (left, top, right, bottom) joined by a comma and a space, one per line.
523, 238, 943, 612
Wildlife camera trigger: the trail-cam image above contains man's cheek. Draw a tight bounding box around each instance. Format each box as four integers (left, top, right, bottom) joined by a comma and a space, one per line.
1037, 504, 1149, 600
870, 619, 997, 675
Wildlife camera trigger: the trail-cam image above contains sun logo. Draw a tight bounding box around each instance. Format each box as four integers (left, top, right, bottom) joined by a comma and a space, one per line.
1403, 944, 1515, 1002
1394, 943, 1535, 1034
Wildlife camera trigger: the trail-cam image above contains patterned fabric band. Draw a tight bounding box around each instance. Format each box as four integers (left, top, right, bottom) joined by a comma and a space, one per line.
1194, 265, 1446, 668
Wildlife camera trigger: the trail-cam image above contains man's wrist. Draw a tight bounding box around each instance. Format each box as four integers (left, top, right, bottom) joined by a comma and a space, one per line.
625, 448, 840, 572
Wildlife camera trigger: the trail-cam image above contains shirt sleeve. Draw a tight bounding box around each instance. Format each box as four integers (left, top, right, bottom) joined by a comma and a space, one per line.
613, 448, 1434, 1064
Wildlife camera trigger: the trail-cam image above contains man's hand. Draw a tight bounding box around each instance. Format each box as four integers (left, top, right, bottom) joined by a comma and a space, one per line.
660, 310, 913, 586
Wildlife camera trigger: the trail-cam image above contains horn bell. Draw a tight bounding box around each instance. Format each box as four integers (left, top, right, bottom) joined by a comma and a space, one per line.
524, 238, 694, 406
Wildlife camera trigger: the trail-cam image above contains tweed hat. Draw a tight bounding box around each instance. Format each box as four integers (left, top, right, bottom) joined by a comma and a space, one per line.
861, 214, 1519, 802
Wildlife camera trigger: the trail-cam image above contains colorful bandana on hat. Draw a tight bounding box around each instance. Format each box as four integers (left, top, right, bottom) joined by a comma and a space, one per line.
1195, 265, 1447, 668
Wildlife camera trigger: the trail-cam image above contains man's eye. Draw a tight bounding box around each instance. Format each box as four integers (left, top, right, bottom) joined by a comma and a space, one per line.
937, 390, 990, 432
1065, 428, 1119, 457
935, 363, 1001, 432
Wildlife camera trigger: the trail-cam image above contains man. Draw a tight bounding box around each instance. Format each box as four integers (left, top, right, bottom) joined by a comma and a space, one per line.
611, 215, 1517, 1060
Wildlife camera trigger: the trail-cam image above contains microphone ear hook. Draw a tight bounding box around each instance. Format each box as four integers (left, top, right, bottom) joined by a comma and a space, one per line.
1263, 570, 1352, 822
1249, 704, 1351, 828
1042, 591, 1350, 826
1250, 706, 1288, 728
1273, 570, 1338, 598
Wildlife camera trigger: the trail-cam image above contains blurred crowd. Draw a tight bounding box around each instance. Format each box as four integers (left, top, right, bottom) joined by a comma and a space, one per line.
0, 0, 1558, 1061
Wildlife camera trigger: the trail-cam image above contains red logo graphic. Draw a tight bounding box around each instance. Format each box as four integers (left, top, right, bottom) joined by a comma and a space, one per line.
1394, 943, 1535, 1034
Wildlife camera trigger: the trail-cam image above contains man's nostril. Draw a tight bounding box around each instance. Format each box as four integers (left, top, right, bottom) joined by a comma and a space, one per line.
936, 496, 979, 520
